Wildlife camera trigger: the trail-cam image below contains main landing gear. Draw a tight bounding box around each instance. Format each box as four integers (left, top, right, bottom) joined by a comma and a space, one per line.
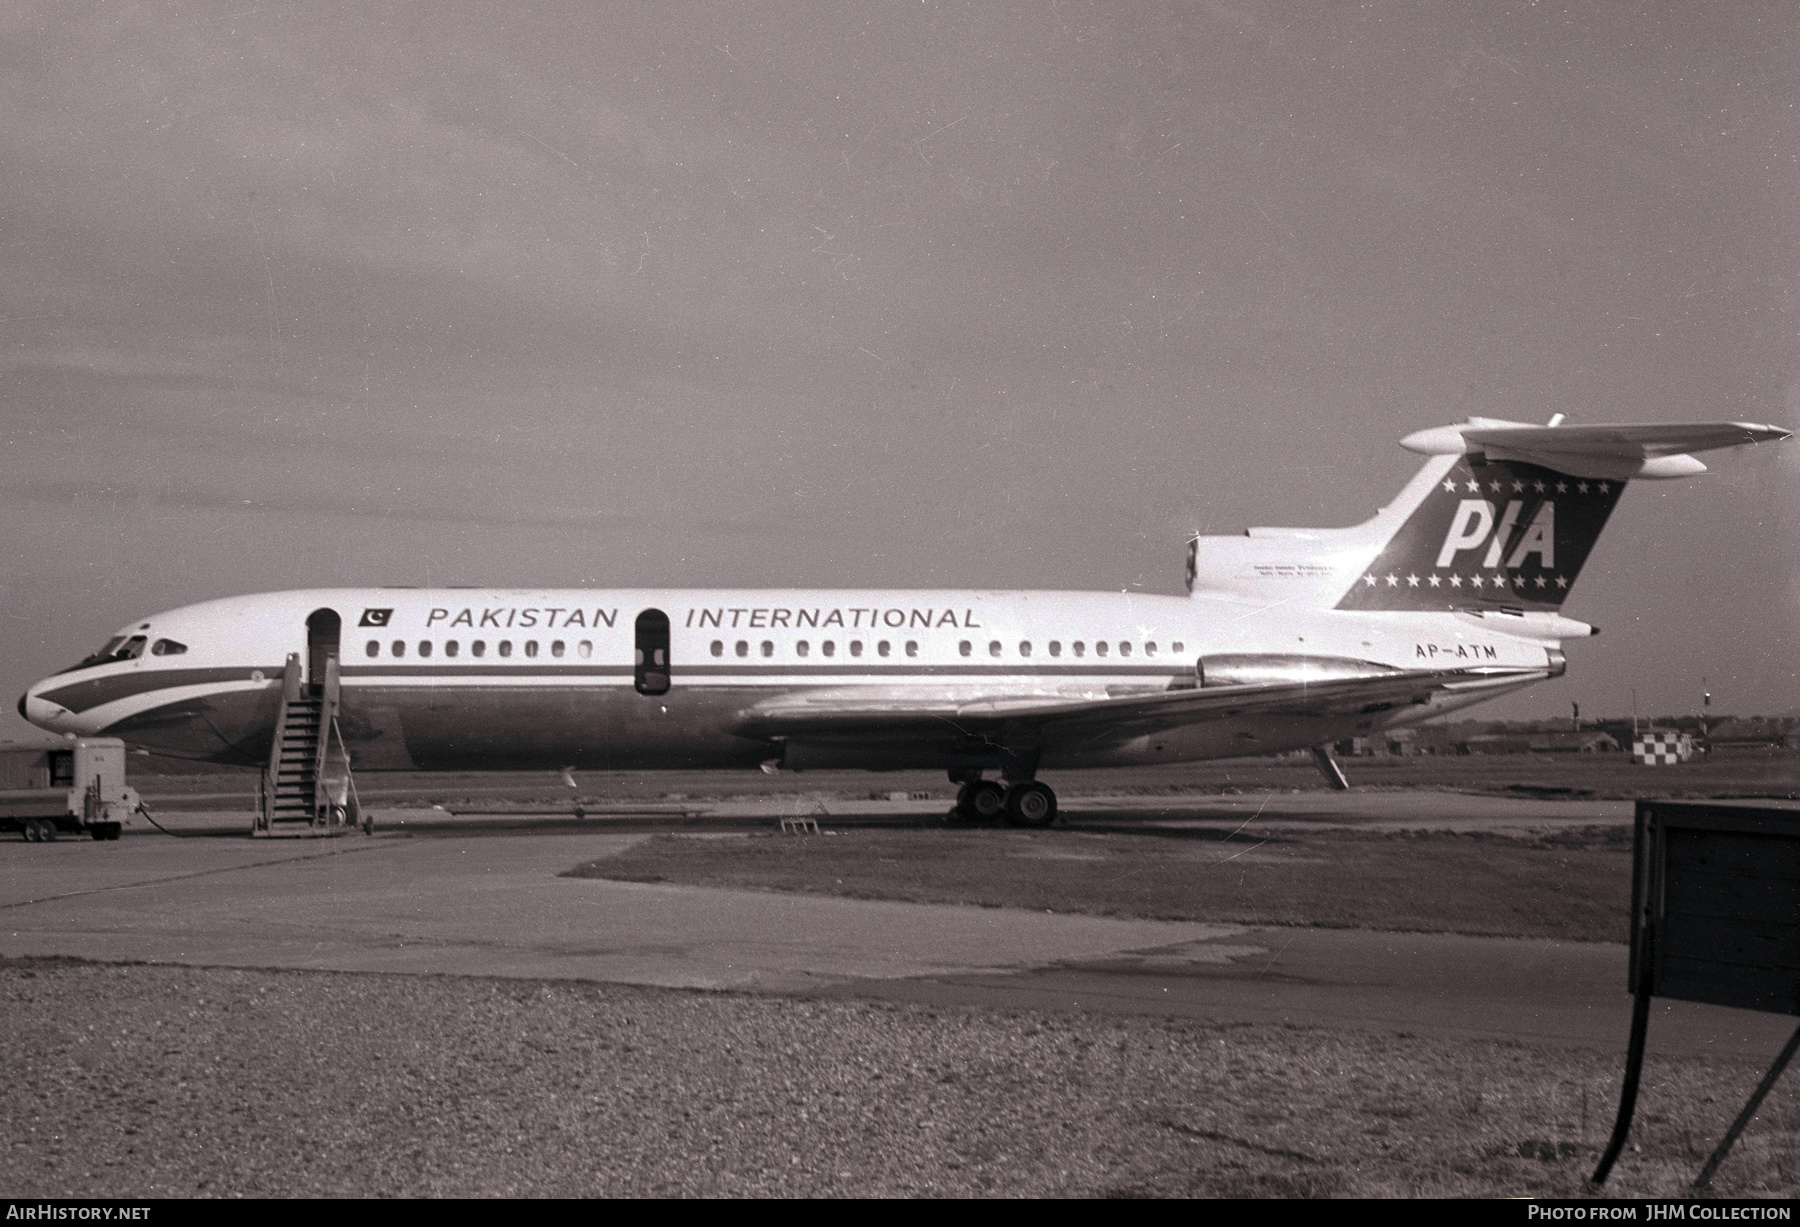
950, 776, 1058, 829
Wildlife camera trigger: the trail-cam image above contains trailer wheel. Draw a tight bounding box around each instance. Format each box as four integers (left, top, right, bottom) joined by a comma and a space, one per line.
40, 820, 56, 842
22, 819, 38, 842
91, 826, 106, 841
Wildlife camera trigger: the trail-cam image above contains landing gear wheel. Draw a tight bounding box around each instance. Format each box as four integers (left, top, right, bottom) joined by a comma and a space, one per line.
1003, 781, 1058, 829
954, 780, 1007, 823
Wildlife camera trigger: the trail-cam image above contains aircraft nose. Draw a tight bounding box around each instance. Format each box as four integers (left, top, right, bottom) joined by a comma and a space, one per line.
17, 684, 72, 733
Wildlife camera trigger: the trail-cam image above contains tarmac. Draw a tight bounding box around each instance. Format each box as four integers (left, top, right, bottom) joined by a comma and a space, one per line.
3, 792, 1795, 1064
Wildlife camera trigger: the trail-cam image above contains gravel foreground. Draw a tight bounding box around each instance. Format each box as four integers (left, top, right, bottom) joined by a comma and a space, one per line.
4, 959, 1796, 1199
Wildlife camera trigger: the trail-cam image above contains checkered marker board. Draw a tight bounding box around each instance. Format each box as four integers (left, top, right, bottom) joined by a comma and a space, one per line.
1632, 733, 1695, 765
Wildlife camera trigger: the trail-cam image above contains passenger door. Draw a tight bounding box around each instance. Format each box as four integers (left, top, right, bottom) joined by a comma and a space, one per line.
634, 609, 670, 695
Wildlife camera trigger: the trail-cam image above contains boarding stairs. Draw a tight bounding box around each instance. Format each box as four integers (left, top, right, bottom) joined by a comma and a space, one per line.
255, 654, 364, 837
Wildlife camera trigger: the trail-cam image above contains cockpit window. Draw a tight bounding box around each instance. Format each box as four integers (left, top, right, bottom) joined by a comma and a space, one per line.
59, 633, 150, 674
151, 638, 188, 656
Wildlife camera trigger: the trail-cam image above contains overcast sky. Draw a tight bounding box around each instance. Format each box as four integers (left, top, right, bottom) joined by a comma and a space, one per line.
3, 0, 1795, 733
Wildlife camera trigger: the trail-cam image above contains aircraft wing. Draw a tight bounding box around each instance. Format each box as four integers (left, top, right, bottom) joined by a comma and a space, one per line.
729, 666, 1549, 751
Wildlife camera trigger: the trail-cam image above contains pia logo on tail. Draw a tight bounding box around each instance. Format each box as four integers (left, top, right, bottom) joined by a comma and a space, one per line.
1437, 500, 1555, 569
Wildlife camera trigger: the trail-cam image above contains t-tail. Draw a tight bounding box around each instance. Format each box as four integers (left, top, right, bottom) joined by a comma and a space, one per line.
1186, 417, 1789, 612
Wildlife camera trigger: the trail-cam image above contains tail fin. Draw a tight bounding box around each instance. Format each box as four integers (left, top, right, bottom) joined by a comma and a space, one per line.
1333, 452, 1624, 611
1186, 417, 1788, 611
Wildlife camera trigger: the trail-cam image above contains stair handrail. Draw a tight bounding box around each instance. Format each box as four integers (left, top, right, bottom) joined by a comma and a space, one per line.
258, 654, 303, 834
311, 654, 340, 825
329, 714, 364, 832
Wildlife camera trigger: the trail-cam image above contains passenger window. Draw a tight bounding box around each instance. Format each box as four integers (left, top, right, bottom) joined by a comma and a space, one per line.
151, 638, 188, 656
959, 641, 972, 657
905, 641, 918, 657
418, 641, 432, 658
579, 640, 592, 658
1145, 642, 1157, 656
392, 640, 406, 657
850, 641, 863, 657
797, 640, 810, 657
736, 640, 748, 658
1095, 641, 1108, 657
1073, 642, 1085, 657
877, 641, 890, 657
445, 640, 459, 658
1049, 641, 1061, 657
822, 641, 836, 657
550, 640, 563, 658
711, 640, 724, 657
988, 641, 1002, 657
1120, 642, 1132, 657
1019, 641, 1032, 657
499, 640, 512, 658
473, 640, 486, 658
1172, 641, 1185, 654
366, 641, 380, 658
525, 641, 539, 658
761, 641, 774, 658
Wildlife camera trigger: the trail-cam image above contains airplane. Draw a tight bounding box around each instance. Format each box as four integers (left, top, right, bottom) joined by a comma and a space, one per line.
17, 416, 1789, 828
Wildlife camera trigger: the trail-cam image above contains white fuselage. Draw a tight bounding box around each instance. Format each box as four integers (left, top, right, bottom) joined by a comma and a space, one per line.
20, 587, 1562, 773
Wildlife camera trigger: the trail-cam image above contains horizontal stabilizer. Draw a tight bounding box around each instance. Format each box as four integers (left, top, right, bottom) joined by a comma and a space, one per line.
1401, 418, 1790, 480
